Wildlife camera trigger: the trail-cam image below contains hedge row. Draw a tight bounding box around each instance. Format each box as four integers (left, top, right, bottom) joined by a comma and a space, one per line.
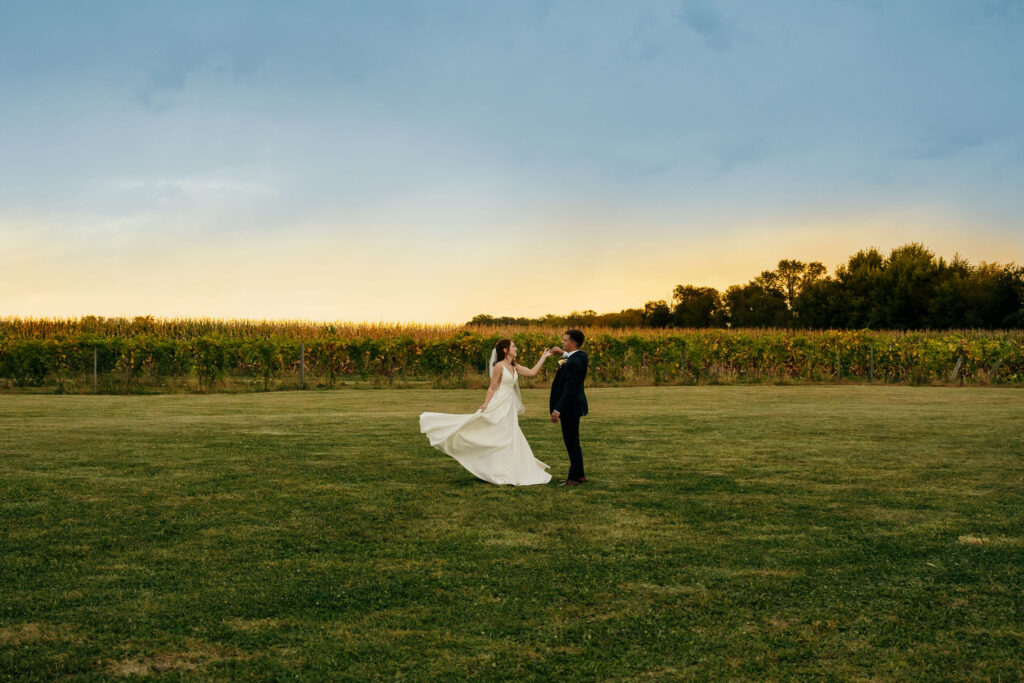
2, 330, 1022, 392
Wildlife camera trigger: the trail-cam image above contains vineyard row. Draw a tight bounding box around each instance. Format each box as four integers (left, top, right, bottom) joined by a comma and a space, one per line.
2, 330, 1022, 392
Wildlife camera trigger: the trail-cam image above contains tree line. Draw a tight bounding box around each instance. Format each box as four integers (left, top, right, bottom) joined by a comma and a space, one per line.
469, 243, 1024, 330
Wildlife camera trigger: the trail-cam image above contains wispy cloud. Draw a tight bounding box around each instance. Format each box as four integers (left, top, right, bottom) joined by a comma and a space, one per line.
970, 0, 1024, 22
621, 9, 671, 61
130, 37, 212, 113
714, 137, 767, 174
894, 132, 992, 161
679, 0, 737, 50
110, 178, 275, 196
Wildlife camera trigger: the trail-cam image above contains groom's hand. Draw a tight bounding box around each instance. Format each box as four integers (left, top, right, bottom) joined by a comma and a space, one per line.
550, 347, 564, 355
550, 410, 560, 423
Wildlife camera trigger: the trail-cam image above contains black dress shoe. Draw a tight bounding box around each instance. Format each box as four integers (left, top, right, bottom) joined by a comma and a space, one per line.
577, 477, 587, 483
558, 479, 579, 487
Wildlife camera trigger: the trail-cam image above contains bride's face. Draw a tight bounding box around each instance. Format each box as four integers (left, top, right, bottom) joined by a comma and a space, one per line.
508, 341, 517, 360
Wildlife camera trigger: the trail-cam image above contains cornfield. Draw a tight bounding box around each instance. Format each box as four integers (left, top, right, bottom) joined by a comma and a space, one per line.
2, 316, 1023, 393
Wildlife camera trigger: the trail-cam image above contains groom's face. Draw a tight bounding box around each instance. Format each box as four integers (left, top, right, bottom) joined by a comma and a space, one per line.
562, 333, 577, 351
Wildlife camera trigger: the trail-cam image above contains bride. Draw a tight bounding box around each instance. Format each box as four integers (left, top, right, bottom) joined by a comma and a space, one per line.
419, 339, 553, 486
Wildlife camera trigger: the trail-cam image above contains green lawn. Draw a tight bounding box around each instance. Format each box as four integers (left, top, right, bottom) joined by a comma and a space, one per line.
1, 387, 1022, 680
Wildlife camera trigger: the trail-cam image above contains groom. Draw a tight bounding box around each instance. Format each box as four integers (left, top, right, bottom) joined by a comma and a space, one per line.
549, 329, 589, 487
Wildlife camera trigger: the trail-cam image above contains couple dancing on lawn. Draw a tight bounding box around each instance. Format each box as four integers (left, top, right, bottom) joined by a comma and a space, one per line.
419, 330, 589, 487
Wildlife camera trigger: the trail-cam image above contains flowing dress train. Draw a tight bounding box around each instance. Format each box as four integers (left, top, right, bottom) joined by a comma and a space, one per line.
419, 367, 552, 486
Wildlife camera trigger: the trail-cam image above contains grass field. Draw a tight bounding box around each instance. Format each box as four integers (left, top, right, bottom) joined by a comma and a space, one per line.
1, 387, 1022, 680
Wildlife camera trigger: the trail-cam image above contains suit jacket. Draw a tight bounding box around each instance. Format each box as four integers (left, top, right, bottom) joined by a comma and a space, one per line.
549, 350, 589, 418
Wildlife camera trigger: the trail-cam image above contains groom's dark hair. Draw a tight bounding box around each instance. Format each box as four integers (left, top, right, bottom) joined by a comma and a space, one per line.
566, 329, 585, 347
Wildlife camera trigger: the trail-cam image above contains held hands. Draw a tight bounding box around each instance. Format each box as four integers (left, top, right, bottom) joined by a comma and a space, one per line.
549, 346, 564, 356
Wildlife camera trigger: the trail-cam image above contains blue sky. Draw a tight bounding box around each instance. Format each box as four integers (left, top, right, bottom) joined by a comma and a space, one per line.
2, 1, 1023, 321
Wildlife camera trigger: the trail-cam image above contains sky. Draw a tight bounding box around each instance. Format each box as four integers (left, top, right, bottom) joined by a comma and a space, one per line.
2, 0, 1023, 323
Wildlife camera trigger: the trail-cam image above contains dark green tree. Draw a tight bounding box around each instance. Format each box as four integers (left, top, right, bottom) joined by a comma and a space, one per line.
875, 243, 941, 329
832, 248, 886, 328
722, 282, 789, 328
670, 285, 722, 327
643, 300, 673, 328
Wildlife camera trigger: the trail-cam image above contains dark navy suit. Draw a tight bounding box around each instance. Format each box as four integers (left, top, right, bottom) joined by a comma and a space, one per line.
549, 350, 588, 481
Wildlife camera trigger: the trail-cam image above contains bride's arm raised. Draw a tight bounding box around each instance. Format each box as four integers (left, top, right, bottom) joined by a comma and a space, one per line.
479, 363, 506, 411
514, 348, 552, 378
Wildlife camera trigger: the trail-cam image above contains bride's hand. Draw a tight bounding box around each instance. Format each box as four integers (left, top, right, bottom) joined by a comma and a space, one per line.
541, 347, 552, 358
479, 403, 488, 412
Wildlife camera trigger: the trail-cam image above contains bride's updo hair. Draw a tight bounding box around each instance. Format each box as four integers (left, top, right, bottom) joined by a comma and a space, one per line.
494, 338, 513, 363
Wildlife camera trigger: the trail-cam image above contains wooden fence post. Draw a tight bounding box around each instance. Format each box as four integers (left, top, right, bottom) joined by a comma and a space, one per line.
950, 355, 963, 384
990, 354, 1004, 382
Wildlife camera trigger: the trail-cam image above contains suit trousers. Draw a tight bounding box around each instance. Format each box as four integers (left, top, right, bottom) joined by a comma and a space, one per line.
560, 414, 585, 481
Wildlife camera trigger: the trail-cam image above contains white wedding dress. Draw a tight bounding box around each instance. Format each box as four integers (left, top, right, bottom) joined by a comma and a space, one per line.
419, 366, 552, 486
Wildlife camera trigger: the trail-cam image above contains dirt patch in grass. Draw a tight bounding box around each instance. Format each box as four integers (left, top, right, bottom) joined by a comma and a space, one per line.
482, 530, 545, 548
732, 568, 802, 578
224, 617, 282, 631
623, 582, 708, 596
957, 534, 1023, 547
0, 623, 46, 645
959, 534, 988, 545
0, 622, 81, 645
108, 644, 248, 677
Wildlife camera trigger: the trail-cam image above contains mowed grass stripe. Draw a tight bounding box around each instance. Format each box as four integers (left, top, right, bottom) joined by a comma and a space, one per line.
1, 387, 1022, 679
